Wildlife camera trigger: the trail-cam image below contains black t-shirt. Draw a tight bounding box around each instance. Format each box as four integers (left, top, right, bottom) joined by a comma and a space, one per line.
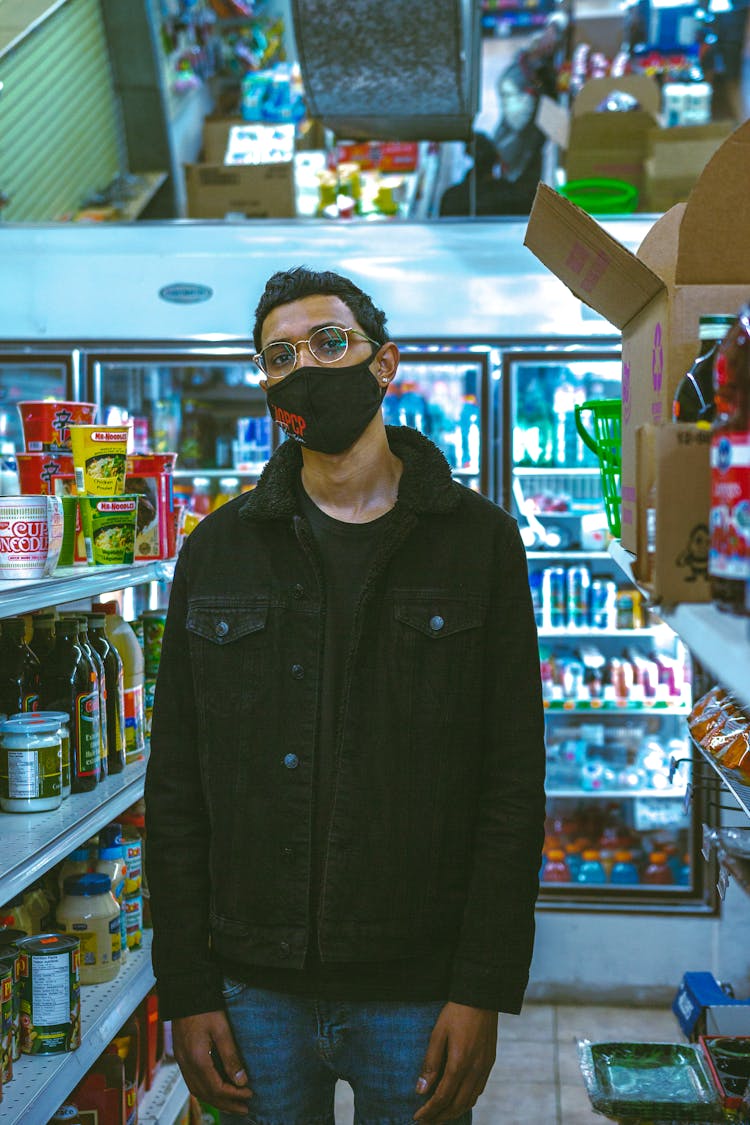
220, 479, 453, 1000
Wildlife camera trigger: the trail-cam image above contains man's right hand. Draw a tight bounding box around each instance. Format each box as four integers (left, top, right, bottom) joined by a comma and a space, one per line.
173, 1010, 253, 1116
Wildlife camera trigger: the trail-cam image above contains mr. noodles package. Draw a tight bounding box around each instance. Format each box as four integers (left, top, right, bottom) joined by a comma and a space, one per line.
79, 495, 139, 565
69, 425, 128, 495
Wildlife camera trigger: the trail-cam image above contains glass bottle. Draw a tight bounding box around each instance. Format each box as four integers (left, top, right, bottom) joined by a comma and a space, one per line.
0, 617, 41, 717
38, 616, 100, 792
76, 617, 108, 780
87, 612, 125, 775
29, 610, 57, 662
672, 314, 735, 425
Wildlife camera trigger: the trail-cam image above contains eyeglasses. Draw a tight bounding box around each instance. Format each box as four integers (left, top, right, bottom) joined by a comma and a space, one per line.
254, 325, 378, 379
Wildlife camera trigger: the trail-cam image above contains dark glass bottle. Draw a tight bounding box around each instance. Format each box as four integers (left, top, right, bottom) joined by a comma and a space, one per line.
29, 610, 57, 662
710, 306, 750, 615
76, 617, 108, 780
0, 616, 41, 716
38, 616, 100, 792
86, 612, 125, 774
673, 314, 735, 425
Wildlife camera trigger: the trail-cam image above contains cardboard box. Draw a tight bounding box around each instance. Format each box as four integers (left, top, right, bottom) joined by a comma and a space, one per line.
538, 75, 661, 197
184, 161, 296, 219
644, 120, 735, 211
634, 422, 711, 603
125, 454, 176, 561
524, 118, 750, 553
202, 115, 244, 164
673, 972, 750, 1040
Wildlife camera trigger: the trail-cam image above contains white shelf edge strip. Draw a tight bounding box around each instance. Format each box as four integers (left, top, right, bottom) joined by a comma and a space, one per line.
0, 560, 175, 618
2, 934, 155, 1122
138, 1060, 190, 1125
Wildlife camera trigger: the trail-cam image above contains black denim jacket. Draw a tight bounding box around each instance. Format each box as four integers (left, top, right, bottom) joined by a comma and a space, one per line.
145, 426, 546, 1019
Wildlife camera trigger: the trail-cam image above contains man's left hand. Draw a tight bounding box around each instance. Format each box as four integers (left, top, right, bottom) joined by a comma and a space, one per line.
412, 1001, 498, 1123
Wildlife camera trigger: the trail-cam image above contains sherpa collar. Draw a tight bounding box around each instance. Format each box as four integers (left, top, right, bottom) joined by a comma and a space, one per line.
239, 425, 460, 521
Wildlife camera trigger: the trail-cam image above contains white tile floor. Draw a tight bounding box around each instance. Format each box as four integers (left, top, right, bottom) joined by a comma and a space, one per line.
332, 1003, 683, 1124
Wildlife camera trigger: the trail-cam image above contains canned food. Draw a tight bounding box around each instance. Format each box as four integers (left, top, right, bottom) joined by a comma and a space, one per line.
0, 929, 26, 1062
567, 566, 591, 628
590, 579, 617, 629
141, 611, 167, 678
16, 933, 80, 1054
542, 567, 567, 629
0, 955, 13, 1082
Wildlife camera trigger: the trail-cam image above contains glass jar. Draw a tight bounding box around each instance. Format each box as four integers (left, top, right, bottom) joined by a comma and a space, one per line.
7, 711, 71, 799
0, 718, 62, 812
56, 873, 121, 984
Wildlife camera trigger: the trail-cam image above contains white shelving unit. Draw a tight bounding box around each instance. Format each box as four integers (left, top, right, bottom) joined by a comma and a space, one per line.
2, 936, 155, 1124
138, 1060, 190, 1125
0, 560, 174, 619
543, 706, 689, 716
537, 627, 658, 639
547, 786, 688, 799
527, 551, 611, 561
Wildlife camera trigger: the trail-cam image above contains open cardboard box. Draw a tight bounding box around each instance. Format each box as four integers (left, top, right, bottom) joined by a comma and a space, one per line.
643, 120, 735, 211
184, 161, 296, 219
524, 118, 750, 555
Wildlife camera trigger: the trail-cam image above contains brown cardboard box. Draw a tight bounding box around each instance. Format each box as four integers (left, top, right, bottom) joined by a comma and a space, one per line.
634, 423, 711, 603
184, 161, 296, 219
538, 75, 661, 197
643, 120, 735, 211
202, 115, 244, 164
524, 117, 750, 553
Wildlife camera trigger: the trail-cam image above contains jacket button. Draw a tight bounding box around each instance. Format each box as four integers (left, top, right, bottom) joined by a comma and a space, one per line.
293, 584, 304, 599
291, 663, 304, 679
283, 753, 299, 769
279, 940, 291, 957
429, 614, 445, 633
281, 846, 294, 859
215, 620, 229, 638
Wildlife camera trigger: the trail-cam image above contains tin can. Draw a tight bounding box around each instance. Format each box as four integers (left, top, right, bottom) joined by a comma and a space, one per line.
528, 570, 544, 627
144, 677, 157, 739
0, 929, 26, 1062
123, 892, 143, 951
141, 610, 167, 678
590, 579, 617, 629
16, 933, 80, 1054
0, 956, 13, 1082
567, 566, 591, 628
542, 567, 567, 629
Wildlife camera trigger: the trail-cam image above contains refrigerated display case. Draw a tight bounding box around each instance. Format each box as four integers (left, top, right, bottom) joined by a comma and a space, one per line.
0, 349, 82, 457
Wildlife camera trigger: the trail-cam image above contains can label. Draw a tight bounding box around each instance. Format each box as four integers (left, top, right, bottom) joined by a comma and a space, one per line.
142, 613, 167, 677
19, 940, 80, 1054
0, 962, 13, 1082
123, 893, 142, 950
123, 684, 145, 757
710, 433, 750, 579
110, 914, 122, 962
76, 691, 99, 778
22, 694, 39, 712
124, 838, 142, 894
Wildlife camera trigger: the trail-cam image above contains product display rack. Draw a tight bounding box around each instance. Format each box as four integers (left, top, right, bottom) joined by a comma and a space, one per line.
538, 626, 659, 638
138, 1060, 190, 1125
0, 560, 175, 619
1, 935, 155, 1123
548, 787, 688, 799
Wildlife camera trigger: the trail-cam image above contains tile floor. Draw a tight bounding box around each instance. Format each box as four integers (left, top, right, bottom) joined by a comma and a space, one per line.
332, 1003, 682, 1124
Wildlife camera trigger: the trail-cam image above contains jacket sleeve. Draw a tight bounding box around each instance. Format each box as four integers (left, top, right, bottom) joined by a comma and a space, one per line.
144, 539, 224, 1019
447, 517, 546, 1014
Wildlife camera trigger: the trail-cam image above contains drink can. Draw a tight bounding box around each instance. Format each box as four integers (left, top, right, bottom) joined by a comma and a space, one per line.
542, 567, 567, 629
529, 570, 544, 627
567, 566, 591, 628
590, 579, 617, 629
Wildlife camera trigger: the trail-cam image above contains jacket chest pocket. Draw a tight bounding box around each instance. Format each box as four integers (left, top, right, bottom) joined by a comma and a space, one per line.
186, 599, 269, 720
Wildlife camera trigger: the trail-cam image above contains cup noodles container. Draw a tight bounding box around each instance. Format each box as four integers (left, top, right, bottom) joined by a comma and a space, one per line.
69, 425, 129, 496
16, 452, 75, 496
0, 495, 64, 579
125, 454, 177, 560
17, 401, 97, 453
79, 495, 139, 566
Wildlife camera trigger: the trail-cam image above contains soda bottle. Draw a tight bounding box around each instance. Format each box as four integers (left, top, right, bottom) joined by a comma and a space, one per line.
75, 617, 108, 780
710, 306, 750, 614
86, 612, 126, 775
642, 850, 673, 885
673, 314, 735, 425
0, 617, 41, 716
610, 849, 640, 885
541, 849, 572, 882
577, 849, 607, 884
38, 616, 100, 793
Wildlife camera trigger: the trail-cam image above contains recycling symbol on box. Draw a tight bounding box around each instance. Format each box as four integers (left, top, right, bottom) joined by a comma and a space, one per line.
651, 323, 664, 393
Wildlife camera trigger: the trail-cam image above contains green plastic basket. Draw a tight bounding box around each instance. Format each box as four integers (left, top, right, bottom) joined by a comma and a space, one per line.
574, 398, 622, 537
558, 177, 639, 215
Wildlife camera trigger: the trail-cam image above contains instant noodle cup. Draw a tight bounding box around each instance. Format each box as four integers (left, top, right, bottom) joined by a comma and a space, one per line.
0, 495, 64, 579
17, 401, 97, 452
16, 452, 75, 496
57, 496, 78, 568
69, 425, 129, 496
79, 495, 139, 566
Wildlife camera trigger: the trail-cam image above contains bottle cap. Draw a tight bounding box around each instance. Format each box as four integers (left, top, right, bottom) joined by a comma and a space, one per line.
547, 849, 565, 861
63, 873, 111, 896
614, 850, 633, 862
650, 851, 667, 863
582, 849, 600, 861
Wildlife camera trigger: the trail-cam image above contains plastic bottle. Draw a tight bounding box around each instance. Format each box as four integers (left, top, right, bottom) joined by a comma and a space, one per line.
87, 612, 126, 775
93, 602, 145, 764
57, 872, 121, 984
57, 845, 91, 898
673, 314, 735, 425
565, 842, 582, 881
0, 617, 41, 717
577, 849, 608, 884
710, 305, 750, 615
642, 850, 674, 885
677, 853, 692, 886
38, 616, 100, 792
541, 848, 572, 882
96, 840, 128, 966
610, 849, 641, 885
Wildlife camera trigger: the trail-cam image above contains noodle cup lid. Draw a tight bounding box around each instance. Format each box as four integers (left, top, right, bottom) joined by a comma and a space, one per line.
16, 933, 79, 955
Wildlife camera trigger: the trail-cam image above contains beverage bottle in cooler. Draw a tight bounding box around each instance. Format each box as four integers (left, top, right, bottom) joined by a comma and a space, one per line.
673, 314, 735, 425
541, 849, 572, 882
38, 616, 100, 792
589, 579, 617, 630
0, 616, 40, 716
565, 842, 583, 880
577, 849, 607, 884
610, 849, 640, 885
709, 306, 750, 614
75, 616, 107, 780
542, 566, 567, 629
93, 603, 145, 764
642, 850, 673, 885
567, 565, 591, 628
87, 612, 126, 775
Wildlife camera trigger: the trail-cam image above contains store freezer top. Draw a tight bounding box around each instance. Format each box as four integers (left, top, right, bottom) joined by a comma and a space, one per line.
0, 216, 655, 342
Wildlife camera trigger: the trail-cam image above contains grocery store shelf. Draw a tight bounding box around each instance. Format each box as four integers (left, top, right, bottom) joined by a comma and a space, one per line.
719, 850, 750, 898
692, 737, 750, 819
547, 787, 688, 799
0, 560, 175, 618
544, 705, 689, 715
537, 627, 658, 638
608, 540, 639, 585
0, 758, 146, 905
527, 551, 611, 561
1, 934, 155, 1123
139, 1060, 190, 1125
174, 467, 261, 478
515, 467, 601, 477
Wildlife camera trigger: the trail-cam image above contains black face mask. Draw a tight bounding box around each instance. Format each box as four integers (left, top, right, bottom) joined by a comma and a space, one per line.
265, 354, 385, 454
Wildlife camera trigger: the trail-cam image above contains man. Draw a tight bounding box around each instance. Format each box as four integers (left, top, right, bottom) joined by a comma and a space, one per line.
145, 267, 546, 1125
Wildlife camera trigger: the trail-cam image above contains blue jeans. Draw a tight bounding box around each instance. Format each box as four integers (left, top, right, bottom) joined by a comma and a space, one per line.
219, 980, 473, 1125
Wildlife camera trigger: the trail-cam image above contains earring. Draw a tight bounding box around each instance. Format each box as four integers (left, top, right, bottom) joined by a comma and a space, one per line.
381, 376, 388, 383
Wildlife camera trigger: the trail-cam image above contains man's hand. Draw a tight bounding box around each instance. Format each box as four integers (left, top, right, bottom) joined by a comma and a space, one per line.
173, 1010, 253, 1117
413, 1001, 498, 1123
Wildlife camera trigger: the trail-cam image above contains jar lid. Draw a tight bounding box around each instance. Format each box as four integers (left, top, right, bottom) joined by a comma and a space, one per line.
15, 933, 79, 955
0, 717, 62, 735
67, 846, 90, 863
7, 711, 69, 725
99, 843, 123, 861
63, 872, 111, 896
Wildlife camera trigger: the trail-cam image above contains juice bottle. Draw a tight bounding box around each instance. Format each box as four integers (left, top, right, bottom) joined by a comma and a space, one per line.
93, 602, 145, 763
76, 617, 107, 780
542, 849, 572, 882
577, 849, 607, 884
87, 612, 126, 775
673, 314, 735, 425
643, 850, 673, 885
565, 842, 582, 880
0, 617, 41, 716
710, 306, 750, 615
38, 616, 100, 792
610, 849, 640, 885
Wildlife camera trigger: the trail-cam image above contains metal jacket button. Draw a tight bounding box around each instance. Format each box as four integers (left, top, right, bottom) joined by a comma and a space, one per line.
281, 846, 294, 859
429, 614, 445, 633
293, 584, 304, 599
284, 753, 299, 769
214, 620, 229, 638
291, 663, 304, 679
279, 940, 291, 957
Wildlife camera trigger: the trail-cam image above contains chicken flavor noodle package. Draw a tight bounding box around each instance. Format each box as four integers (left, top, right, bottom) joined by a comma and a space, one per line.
79, 496, 139, 566
69, 425, 129, 496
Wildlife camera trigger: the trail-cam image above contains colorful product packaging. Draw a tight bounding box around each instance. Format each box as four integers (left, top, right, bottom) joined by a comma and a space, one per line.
79, 496, 139, 566
125, 453, 177, 560
17, 401, 97, 453
69, 425, 129, 496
